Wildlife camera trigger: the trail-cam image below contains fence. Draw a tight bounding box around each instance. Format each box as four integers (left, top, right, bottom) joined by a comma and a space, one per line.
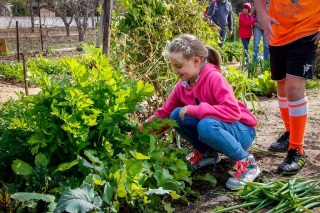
0, 16, 99, 60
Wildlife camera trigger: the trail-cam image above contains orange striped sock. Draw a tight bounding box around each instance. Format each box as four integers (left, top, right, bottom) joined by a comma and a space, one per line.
288, 98, 308, 154
278, 95, 290, 132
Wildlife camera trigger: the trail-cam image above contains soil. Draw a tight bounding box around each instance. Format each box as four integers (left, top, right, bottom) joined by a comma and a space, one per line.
1, 80, 320, 212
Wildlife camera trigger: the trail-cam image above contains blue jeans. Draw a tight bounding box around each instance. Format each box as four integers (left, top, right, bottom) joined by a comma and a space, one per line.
241, 38, 250, 65
253, 26, 269, 62
219, 28, 227, 48
170, 108, 256, 161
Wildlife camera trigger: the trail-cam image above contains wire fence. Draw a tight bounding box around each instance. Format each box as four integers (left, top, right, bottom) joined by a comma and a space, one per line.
0, 16, 98, 61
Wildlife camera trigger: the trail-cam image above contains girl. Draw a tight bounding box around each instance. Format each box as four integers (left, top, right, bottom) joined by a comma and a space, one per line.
239, 3, 256, 66
147, 34, 260, 189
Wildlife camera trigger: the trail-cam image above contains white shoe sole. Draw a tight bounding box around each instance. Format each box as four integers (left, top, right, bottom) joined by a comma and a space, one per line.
226, 166, 261, 190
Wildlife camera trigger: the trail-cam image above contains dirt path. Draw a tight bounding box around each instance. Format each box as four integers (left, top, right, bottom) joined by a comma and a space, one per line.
0, 82, 41, 103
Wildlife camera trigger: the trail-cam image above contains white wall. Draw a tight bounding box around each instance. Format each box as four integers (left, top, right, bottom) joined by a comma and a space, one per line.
0, 16, 99, 29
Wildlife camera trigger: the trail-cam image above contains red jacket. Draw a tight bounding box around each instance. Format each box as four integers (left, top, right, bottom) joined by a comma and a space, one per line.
238, 13, 256, 39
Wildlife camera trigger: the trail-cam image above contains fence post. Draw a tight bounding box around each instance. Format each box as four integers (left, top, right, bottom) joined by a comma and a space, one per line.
16, 21, 20, 61
20, 53, 29, 96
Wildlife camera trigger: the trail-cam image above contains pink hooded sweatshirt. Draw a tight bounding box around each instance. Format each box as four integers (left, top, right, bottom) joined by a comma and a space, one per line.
148, 63, 257, 128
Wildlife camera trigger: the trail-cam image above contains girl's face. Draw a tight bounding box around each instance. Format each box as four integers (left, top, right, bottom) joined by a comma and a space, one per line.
168, 52, 201, 84
243, 8, 249, 14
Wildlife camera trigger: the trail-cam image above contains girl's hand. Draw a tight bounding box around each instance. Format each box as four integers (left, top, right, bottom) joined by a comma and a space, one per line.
259, 16, 279, 42
179, 106, 188, 121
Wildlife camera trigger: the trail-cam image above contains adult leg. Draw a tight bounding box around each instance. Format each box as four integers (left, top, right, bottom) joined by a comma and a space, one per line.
285, 76, 307, 153
253, 27, 262, 62
197, 118, 256, 161
274, 33, 317, 174
262, 31, 270, 61
219, 28, 227, 48
241, 38, 250, 65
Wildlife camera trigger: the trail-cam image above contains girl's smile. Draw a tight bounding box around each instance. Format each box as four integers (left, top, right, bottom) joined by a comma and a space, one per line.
168, 52, 201, 85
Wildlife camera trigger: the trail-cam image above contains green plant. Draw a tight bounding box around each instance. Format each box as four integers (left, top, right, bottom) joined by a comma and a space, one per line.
27, 55, 68, 75
222, 41, 242, 62
0, 53, 212, 212
46, 47, 56, 55
0, 62, 24, 82
224, 66, 262, 114
0, 51, 9, 56
54, 184, 101, 212
111, 0, 220, 116
76, 43, 85, 52
252, 70, 277, 97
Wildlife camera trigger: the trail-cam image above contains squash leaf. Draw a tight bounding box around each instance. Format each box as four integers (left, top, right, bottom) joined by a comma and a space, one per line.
54, 184, 101, 213
11, 192, 55, 203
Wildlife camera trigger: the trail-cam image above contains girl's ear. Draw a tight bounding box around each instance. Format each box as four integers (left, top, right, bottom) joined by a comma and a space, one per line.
194, 56, 201, 66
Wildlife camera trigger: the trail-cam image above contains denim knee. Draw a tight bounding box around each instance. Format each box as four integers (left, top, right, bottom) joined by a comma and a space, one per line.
197, 118, 221, 147
197, 118, 252, 161
170, 107, 181, 121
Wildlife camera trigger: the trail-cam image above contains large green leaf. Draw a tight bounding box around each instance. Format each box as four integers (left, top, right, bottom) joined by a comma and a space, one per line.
102, 182, 115, 205
154, 169, 183, 190
114, 169, 127, 198
35, 153, 48, 167
130, 151, 150, 160
11, 192, 55, 203
54, 184, 101, 213
11, 159, 34, 176
55, 158, 79, 172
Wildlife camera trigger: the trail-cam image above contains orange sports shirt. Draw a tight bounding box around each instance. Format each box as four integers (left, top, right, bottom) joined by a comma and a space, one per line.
268, 0, 320, 46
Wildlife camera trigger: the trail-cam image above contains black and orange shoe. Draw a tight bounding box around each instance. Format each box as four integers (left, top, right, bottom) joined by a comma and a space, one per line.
269, 131, 290, 152
278, 149, 306, 175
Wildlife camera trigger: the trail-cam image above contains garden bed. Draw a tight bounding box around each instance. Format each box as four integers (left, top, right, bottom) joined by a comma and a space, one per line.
1, 80, 320, 212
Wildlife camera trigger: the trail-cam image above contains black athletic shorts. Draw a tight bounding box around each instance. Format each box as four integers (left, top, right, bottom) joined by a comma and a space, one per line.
269, 32, 318, 81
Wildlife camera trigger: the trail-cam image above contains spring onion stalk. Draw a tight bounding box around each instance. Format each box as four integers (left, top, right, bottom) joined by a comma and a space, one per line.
213, 177, 320, 213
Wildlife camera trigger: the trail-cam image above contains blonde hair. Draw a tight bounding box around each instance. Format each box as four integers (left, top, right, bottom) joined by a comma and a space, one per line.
163, 34, 222, 70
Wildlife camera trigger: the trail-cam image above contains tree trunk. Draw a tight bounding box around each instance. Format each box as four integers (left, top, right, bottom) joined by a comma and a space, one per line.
61, 18, 71, 37
78, 26, 86, 41
65, 23, 71, 37
29, 0, 35, 33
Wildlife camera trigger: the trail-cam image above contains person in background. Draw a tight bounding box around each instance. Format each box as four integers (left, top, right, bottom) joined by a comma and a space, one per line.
239, 3, 256, 67
146, 34, 260, 189
254, 0, 320, 175
251, 0, 270, 62
206, 0, 233, 48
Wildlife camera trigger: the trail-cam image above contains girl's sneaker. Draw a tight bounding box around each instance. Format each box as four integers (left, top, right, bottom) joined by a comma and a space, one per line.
186, 149, 221, 171
226, 154, 261, 189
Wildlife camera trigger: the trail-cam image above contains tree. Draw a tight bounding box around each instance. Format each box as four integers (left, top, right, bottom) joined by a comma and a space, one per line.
44, 0, 99, 41
69, 0, 96, 41
0, 1, 13, 16
44, 0, 74, 37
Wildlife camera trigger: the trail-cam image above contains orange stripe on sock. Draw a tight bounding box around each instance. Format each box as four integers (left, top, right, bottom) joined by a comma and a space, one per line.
278, 99, 287, 102
288, 101, 307, 108
279, 107, 290, 132
288, 99, 307, 154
